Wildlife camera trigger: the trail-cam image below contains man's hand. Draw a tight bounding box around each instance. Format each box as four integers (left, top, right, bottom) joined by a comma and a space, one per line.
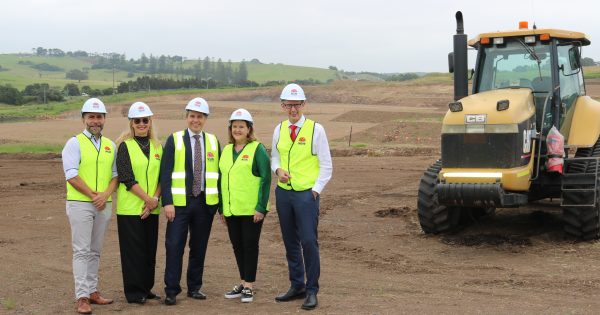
92, 192, 108, 210
312, 190, 319, 200
164, 205, 176, 222
276, 168, 291, 183
217, 213, 227, 226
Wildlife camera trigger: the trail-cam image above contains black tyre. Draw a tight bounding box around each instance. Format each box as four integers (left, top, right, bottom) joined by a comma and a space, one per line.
562, 138, 600, 240
417, 160, 461, 234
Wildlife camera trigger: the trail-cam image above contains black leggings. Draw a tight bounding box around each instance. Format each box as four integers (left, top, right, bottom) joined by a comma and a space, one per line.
225, 215, 264, 282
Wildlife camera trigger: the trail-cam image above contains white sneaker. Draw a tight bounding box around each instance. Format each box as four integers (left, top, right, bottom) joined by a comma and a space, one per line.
224, 284, 244, 299
241, 287, 254, 303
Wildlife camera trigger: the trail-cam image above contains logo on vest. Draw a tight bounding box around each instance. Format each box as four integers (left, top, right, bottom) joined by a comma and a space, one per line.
207, 152, 215, 161
298, 137, 306, 145
241, 154, 249, 161
104, 146, 112, 153
154, 153, 160, 160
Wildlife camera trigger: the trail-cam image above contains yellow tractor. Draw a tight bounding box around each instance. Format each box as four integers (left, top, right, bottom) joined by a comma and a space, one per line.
418, 11, 600, 239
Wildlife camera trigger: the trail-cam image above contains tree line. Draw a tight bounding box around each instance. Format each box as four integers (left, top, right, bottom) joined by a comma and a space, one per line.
0, 83, 113, 105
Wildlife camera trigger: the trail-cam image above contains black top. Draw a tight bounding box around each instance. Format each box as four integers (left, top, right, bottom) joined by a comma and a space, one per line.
116, 136, 151, 190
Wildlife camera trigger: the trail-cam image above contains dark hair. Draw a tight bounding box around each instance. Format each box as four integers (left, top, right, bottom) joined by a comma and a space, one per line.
82, 112, 106, 118
228, 120, 256, 144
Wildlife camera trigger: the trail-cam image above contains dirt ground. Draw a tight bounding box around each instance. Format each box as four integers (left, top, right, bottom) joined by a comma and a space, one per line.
2, 81, 600, 314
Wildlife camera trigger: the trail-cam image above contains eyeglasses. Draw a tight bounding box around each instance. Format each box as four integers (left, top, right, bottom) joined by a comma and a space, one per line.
282, 103, 304, 109
133, 118, 149, 125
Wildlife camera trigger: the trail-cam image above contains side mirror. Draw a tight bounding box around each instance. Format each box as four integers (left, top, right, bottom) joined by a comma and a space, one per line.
448, 52, 454, 73
569, 46, 581, 70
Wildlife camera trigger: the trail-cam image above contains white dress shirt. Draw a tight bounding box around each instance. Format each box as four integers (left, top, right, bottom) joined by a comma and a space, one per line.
62, 129, 117, 181
188, 128, 205, 191
271, 115, 333, 194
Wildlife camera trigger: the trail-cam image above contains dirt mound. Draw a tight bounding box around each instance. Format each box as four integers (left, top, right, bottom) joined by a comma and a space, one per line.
374, 206, 413, 218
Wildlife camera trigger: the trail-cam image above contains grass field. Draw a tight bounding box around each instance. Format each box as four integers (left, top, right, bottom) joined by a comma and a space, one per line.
0, 54, 339, 90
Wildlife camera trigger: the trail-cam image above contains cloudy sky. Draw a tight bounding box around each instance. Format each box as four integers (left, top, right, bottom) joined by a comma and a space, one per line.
2, 0, 599, 73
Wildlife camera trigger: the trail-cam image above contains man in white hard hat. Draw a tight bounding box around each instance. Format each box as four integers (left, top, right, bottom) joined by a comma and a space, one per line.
160, 97, 221, 305
61, 98, 118, 314
271, 84, 332, 310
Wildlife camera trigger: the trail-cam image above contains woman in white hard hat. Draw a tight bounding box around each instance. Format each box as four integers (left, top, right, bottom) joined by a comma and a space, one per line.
219, 108, 271, 303
115, 102, 163, 304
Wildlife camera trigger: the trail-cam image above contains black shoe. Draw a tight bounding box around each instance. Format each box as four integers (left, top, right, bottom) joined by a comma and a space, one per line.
187, 290, 207, 300
147, 292, 161, 300
128, 297, 146, 304
224, 283, 244, 299
301, 294, 318, 310
241, 287, 254, 303
275, 287, 306, 302
164, 295, 176, 306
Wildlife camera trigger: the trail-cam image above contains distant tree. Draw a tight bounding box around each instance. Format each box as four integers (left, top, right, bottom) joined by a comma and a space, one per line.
72, 50, 89, 58
127, 72, 135, 78
32, 63, 63, 72
193, 62, 202, 80
66, 69, 89, 82
328, 66, 338, 71
102, 87, 114, 96
36, 47, 48, 56
158, 55, 167, 73
140, 53, 148, 71
81, 86, 92, 95
215, 58, 226, 83
0, 84, 23, 105
148, 55, 157, 74
581, 57, 596, 67
203, 56, 212, 77
249, 58, 262, 64
64, 83, 80, 96
236, 61, 248, 84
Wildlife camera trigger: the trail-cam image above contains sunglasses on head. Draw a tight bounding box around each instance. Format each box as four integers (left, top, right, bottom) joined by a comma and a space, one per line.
133, 118, 149, 124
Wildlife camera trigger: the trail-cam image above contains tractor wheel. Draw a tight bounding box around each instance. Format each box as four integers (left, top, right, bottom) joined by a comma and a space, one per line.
417, 160, 461, 234
563, 138, 600, 240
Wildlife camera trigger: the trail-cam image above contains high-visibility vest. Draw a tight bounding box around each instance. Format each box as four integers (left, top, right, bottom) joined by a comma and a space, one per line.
277, 119, 319, 191
219, 141, 261, 217
171, 130, 220, 206
116, 139, 162, 215
66, 133, 115, 202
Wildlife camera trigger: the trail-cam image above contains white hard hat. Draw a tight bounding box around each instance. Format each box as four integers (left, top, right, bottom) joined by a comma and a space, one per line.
128, 102, 153, 118
81, 98, 107, 114
280, 83, 306, 101
229, 108, 253, 123
185, 97, 210, 115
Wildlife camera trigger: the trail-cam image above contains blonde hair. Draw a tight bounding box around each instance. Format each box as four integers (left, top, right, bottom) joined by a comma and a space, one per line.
116, 117, 160, 147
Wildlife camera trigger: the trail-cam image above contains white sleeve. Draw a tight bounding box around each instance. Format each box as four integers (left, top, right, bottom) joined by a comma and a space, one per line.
62, 137, 80, 181
270, 124, 281, 173
111, 140, 118, 179
312, 123, 332, 194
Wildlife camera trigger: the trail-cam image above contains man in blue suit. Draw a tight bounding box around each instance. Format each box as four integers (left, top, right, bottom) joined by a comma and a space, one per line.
160, 97, 221, 305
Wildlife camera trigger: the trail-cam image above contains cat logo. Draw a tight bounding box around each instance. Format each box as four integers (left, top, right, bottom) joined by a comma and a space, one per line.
465, 114, 487, 124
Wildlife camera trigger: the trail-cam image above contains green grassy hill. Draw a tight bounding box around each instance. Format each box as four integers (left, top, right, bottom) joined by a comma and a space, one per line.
0, 54, 338, 90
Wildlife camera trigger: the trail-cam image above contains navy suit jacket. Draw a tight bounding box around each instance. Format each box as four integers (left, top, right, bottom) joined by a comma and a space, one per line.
160, 129, 220, 213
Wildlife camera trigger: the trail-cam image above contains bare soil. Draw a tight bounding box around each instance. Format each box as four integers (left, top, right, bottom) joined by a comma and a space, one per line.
2, 81, 600, 314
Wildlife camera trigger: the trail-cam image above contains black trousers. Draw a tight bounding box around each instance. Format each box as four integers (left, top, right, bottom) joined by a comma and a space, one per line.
225, 215, 264, 283
164, 194, 215, 296
117, 214, 159, 302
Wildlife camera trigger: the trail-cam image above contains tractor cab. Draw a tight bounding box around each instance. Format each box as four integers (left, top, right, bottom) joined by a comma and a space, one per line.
468, 24, 588, 137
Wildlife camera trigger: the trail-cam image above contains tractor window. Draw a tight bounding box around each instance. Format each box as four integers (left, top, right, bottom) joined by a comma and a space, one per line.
557, 44, 584, 127
476, 41, 552, 93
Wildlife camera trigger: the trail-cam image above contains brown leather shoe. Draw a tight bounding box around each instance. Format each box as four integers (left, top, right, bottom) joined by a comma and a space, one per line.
89, 291, 113, 305
76, 297, 92, 314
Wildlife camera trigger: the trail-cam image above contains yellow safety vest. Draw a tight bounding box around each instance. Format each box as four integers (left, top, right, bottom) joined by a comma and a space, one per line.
66, 133, 115, 202
219, 141, 261, 217
171, 130, 220, 206
116, 139, 162, 215
277, 119, 319, 191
